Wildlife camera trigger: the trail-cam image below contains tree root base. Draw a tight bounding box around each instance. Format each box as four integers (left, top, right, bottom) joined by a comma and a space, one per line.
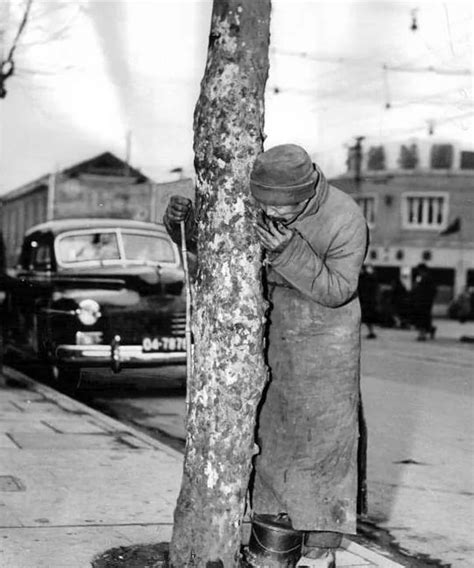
91, 542, 169, 568
91, 542, 259, 568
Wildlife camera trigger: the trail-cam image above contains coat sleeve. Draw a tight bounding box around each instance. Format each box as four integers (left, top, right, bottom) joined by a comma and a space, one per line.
270, 215, 368, 307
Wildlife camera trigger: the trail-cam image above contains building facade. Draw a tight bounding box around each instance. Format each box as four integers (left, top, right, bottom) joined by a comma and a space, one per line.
333, 138, 474, 314
0, 152, 193, 267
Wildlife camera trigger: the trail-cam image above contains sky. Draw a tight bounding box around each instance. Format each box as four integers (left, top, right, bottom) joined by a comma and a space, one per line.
0, 0, 472, 194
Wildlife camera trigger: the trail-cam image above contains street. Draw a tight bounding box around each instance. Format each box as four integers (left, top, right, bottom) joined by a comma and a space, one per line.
360, 322, 474, 568
34, 319, 474, 568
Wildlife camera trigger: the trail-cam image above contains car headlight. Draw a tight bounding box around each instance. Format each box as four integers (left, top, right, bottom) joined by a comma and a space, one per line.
76, 299, 101, 326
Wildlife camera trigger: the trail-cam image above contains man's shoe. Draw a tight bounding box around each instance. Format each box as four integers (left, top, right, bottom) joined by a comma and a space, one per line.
430, 326, 437, 339
367, 332, 377, 339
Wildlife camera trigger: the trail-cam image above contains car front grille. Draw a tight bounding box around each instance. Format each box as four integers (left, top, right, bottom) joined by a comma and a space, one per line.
102, 309, 186, 344
170, 312, 186, 336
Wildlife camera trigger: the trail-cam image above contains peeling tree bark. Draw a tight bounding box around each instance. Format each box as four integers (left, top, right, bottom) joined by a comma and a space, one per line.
169, 1, 271, 567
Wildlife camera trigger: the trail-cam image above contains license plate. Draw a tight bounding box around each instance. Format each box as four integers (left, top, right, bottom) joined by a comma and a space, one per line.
142, 337, 186, 352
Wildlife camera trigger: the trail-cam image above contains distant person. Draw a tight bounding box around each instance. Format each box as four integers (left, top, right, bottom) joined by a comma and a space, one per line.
453, 286, 472, 323
95, 233, 119, 260
410, 263, 437, 341
0, 231, 5, 273
75, 233, 118, 262
358, 264, 379, 339
390, 277, 410, 329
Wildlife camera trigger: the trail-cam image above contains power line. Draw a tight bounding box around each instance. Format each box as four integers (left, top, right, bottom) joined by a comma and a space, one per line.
271, 48, 472, 77
383, 63, 471, 76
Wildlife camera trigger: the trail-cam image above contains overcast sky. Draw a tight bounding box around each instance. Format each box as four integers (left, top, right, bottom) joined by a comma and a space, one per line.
0, 0, 472, 193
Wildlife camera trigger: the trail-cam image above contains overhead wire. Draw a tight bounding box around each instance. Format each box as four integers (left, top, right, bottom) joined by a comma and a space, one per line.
270, 37, 472, 136
271, 47, 472, 76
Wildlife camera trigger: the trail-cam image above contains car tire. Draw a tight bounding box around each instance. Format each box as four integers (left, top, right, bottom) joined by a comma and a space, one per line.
50, 365, 82, 395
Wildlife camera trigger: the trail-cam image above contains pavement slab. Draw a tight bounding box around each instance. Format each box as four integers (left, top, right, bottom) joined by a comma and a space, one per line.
0, 449, 180, 527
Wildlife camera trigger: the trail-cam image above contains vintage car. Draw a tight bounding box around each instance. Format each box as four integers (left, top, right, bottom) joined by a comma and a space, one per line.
1, 218, 187, 388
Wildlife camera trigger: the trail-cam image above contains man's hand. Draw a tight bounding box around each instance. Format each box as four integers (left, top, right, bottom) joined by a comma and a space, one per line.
255, 218, 294, 254
164, 195, 193, 225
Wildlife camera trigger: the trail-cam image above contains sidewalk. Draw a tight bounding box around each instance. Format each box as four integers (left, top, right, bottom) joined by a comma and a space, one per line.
0, 366, 404, 568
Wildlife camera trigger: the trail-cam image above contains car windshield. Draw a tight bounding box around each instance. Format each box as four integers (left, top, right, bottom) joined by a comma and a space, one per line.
121, 232, 175, 264
57, 230, 175, 265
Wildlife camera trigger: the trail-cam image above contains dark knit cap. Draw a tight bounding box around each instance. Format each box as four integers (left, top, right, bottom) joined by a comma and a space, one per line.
250, 144, 318, 205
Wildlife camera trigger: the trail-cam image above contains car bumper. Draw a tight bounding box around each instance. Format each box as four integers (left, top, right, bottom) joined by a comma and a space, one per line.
55, 344, 186, 372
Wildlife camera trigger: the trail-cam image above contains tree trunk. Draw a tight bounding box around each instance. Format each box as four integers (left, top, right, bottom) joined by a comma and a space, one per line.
169, 1, 271, 567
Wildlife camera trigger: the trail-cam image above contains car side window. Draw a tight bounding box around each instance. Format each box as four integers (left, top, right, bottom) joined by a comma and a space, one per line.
19, 239, 52, 271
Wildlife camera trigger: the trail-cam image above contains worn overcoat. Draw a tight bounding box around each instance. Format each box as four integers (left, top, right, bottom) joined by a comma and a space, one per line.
252, 170, 368, 534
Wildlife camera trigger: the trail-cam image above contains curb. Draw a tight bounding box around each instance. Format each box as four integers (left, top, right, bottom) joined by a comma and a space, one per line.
1, 365, 185, 461
342, 539, 403, 567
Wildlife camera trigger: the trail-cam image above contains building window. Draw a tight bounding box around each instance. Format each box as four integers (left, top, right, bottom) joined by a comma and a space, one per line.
367, 146, 386, 171
460, 151, 474, 170
355, 196, 376, 225
430, 144, 453, 169
402, 192, 448, 230
398, 144, 419, 169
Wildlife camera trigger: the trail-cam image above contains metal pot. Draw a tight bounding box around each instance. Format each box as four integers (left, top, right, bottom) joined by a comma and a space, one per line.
246, 513, 303, 568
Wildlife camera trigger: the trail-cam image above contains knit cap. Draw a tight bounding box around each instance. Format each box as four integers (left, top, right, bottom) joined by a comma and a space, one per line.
250, 144, 318, 205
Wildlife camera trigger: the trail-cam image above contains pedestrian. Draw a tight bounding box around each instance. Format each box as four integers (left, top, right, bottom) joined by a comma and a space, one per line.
390, 276, 410, 329
358, 264, 379, 338
0, 230, 5, 273
410, 263, 437, 341
164, 144, 368, 568
452, 286, 471, 323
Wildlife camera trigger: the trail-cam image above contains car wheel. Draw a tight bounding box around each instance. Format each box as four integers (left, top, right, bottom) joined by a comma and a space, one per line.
50, 365, 82, 395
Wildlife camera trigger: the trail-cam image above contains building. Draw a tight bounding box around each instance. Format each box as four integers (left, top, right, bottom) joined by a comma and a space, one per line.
332, 138, 474, 314
0, 152, 193, 267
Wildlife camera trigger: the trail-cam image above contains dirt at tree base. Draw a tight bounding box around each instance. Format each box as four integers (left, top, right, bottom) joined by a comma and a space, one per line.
91, 543, 255, 568
91, 542, 169, 568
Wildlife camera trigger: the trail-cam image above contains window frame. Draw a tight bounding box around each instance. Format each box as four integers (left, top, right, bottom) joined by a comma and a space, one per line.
354, 194, 377, 228
401, 191, 449, 231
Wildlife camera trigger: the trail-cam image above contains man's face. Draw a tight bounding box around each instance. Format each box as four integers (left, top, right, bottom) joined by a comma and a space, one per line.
259, 199, 309, 225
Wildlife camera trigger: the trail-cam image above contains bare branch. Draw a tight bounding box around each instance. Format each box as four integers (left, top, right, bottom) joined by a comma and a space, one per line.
5, 0, 35, 66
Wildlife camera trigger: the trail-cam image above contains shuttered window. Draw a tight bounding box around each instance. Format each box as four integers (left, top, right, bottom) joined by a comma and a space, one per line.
354, 196, 376, 225
403, 193, 448, 229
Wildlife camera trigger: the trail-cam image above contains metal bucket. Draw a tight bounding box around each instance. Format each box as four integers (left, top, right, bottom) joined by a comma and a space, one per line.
246, 513, 303, 568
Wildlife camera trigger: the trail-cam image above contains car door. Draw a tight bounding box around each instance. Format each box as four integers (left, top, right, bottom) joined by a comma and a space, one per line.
7, 233, 54, 355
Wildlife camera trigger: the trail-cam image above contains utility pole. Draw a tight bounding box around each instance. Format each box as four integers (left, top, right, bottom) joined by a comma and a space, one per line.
124, 130, 132, 176
46, 171, 57, 221
348, 136, 364, 188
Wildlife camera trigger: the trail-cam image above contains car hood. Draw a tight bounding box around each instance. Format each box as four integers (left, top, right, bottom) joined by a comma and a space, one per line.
54, 264, 184, 295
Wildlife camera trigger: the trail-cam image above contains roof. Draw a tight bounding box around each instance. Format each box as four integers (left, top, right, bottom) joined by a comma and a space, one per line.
1, 152, 149, 203
26, 218, 168, 237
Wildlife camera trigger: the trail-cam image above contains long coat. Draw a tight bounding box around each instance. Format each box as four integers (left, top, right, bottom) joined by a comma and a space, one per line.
410, 273, 437, 331
252, 171, 368, 534
358, 269, 379, 325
